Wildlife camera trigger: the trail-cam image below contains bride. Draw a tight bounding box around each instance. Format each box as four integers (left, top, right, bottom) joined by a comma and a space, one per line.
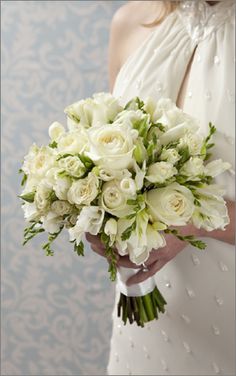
86, 1, 235, 374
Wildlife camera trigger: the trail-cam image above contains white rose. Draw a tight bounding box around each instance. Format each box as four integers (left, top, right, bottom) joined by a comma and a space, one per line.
178, 133, 204, 156
104, 218, 118, 245
22, 144, 56, 178
51, 200, 73, 216
64, 92, 122, 130
22, 202, 40, 222
34, 181, 52, 212
98, 167, 131, 182
57, 131, 88, 154
86, 123, 138, 170
146, 162, 177, 184
160, 148, 181, 164
192, 185, 229, 231
69, 206, 105, 244
204, 159, 231, 177
41, 211, 63, 234
180, 157, 205, 179
53, 176, 71, 200
58, 156, 86, 178
101, 180, 134, 218
48, 121, 65, 141
120, 178, 137, 196
45, 168, 72, 200
67, 172, 99, 205
146, 182, 195, 226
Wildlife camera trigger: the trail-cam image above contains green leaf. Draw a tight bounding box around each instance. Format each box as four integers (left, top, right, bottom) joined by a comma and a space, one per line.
57, 153, 74, 161
100, 231, 117, 281
23, 222, 45, 245
49, 190, 58, 203
164, 228, 206, 250
19, 192, 35, 203
121, 220, 136, 241
175, 146, 191, 170
78, 154, 94, 169
127, 199, 138, 206
66, 111, 80, 124
151, 122, 166, 132
49, 140, 58, 148
74, 241, 84, 256
19, 168, 28, 186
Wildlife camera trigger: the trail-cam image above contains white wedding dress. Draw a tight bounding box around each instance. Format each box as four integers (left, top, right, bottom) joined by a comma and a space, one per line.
107, 1, 235, 375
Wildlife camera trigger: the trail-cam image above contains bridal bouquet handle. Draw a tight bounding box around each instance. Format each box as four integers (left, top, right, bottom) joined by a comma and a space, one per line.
19, 93, 231, 327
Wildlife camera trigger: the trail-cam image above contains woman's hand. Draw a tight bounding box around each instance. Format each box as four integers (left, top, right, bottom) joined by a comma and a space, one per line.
86, 199, 235, 287
86, 223, 198, 286
124, 228, 193, 286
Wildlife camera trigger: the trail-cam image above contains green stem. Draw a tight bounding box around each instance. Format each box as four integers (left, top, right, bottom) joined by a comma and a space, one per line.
142, 293, 155, 321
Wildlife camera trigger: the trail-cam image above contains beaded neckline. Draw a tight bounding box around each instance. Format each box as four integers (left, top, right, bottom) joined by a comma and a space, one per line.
177, 0, 235, 44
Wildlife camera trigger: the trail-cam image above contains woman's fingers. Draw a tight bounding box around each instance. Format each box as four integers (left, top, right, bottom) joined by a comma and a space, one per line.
126, 258, 167, 286
116, 255, 140, 269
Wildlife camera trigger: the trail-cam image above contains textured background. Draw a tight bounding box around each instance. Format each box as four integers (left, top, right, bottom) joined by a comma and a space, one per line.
1, 1, 125, 375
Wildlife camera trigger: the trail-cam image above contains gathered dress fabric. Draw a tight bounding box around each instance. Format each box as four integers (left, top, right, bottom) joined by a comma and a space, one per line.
107, 1, 235, 375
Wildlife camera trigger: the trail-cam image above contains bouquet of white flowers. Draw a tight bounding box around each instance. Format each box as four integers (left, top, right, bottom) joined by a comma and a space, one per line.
19, 93, 230, 327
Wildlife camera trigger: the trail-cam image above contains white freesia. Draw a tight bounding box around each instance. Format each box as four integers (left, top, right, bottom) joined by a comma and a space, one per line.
69, 206, 105, 244
67, 172, 99, 205
205, 159, 231, 177
180, 157, 205, 179
58, 156, 86, 178
86, 123, 138, 170
104, 218, 118, 245
22, 144, 56, 178
134, 161, 146, 190
116, 211, 166, 265
114, 109, 150, 130
160, 148, 181, 164
144, 97, 199, 131
192, 185, 229, 231
51, 200, 73, 216
159, 123, 199, 145
22, 176, 40, 195
48, 121, 65, 140
178, 132, 204, 156
34, 181, 52, 212
146, 182, 195, 226
45, 168, 72, 200
133, 138, 147, 164
22, 202, 40, 222
64, 92, 122, 130
101, 180, 134, 218
57, 131, 88, 154
146, 162, 177, 183
41, 211, 62, 234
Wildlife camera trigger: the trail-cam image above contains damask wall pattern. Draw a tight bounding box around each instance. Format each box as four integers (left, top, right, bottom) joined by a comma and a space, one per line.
1, 1, 125, 375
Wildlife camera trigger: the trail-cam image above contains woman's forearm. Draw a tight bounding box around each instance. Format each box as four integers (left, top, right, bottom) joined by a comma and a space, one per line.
199, 200, 235, 245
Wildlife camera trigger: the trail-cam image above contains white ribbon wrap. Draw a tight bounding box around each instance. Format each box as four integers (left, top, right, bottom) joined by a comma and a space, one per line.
117, 266, 156, 297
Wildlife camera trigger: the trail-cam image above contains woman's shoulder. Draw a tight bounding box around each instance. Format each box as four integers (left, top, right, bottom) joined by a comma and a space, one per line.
108, 1, 163, 89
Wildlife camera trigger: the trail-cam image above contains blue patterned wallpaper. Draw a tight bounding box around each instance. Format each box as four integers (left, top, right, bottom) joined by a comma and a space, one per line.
1, 1, 125, 375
